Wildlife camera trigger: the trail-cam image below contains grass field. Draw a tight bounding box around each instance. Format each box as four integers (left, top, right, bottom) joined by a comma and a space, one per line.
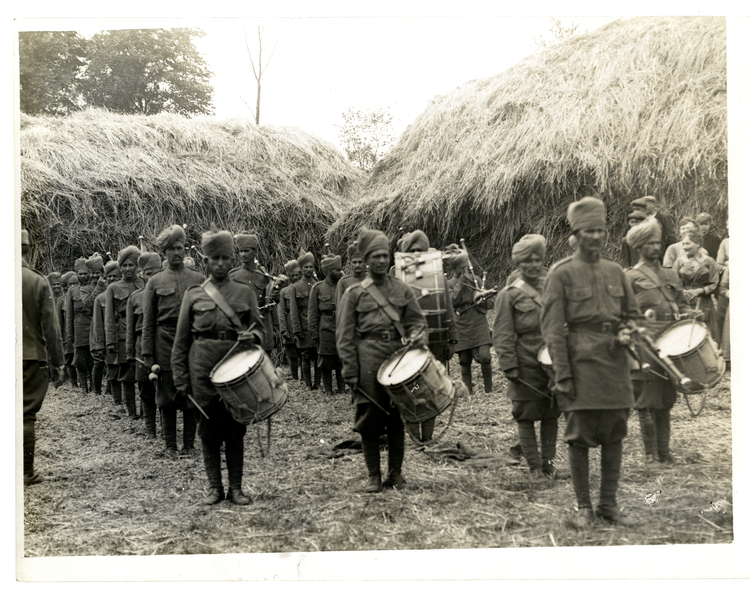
21, 353, 733, 568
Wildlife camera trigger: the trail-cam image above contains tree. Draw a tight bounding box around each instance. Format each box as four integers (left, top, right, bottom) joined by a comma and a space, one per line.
534, 18, 582, 50
243, 26, 277, 125
337, 106, 396, 172
19, 31, 86, 115
79, 28, 214, 116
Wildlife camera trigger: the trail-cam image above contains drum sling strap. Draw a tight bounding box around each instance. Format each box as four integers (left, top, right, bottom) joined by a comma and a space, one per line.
361, 277, 407, 340
202, 279, 246, 333
632, 262, 681, 319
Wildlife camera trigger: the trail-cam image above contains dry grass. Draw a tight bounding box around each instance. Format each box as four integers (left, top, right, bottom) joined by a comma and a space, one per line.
23, 350, 732, 559
20, 108, 365, 274
326, 16, 727, 280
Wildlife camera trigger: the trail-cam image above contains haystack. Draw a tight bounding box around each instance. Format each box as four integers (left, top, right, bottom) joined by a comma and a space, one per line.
326, 16, 727, 280
20, 108, 365, 273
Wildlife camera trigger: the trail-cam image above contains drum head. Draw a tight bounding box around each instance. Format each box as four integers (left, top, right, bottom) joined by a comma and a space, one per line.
656, 322, 708, 356
211, 346, 263, 384
537, 345, 552, 366
378, 347, 429, 386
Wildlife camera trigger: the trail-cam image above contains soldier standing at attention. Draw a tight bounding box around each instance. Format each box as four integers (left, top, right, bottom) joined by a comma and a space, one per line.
308, 254, 345, 395
47, 272, 63, 303
90, 261, 121, 397
541, 196, 640, 528
105, 245, 145, 418
66, 257, 94, 394
142, 224, 204, 457
277, 260, 301, 380
172, 228, 266, 506
290, 251, 320, 390
126, 252, 163, 438
22, 229, 65, 485
58, 271, 78, 385
229, 231, 275, 356
337, 228, 428, 493
336, 242, 367, 306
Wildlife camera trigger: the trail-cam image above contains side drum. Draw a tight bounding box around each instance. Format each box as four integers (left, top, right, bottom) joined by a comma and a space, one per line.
210, 345, 288, 423
655, 320, 725, 393
377, 346, 455, 424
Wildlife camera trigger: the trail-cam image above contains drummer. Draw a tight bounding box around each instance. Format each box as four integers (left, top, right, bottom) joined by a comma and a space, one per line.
624, 217, 691, 466
493, 234, 564, 481
337, 227, 428, 493
172, 228, 265, 506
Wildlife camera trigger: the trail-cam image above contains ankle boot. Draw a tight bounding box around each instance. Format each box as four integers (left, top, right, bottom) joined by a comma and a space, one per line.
420, 417, 436, 443
638, 409, 658, 463
110, 379, 122, 405
481, 362, 493, 394
321, 369, 334, 396
201, 438, 224, 504
654, 409, 674, 464
460, 365, 473, 394
67, 364, 78, 386
384, 423, 405, 487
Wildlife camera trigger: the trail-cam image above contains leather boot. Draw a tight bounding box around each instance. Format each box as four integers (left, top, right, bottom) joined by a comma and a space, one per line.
225, 436, 249, 500
321, 369, 334, 396
110, 379, 122, 405
201, 438, 224, 504
597, 441, 623, 514
335, 370, 346, 394
162, 403, 178, 456
23, 421, 36, 481
182, 408, 198, 452
289, 357, 299, 380
481, 362, 493, 394
312, 360, 321, 390
654, 409, 674, 464
361, 435, 382, 492
77, 368, 90, 394
568, 445, 591, 509
301, 357, 313, 390
67, 364, 78, 387
460, 365, 473, 394
638, 409, 658, 463
92, 364, 104, 395
517, 420, 542, 474
142, 397, 157, 438
122, 381, 138, 418
540, 418, 567, 478
384, 422, 406, 489
420, 417, 436, 443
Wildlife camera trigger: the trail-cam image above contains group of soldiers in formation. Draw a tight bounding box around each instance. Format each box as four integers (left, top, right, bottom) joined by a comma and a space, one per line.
21, 193, 729, 528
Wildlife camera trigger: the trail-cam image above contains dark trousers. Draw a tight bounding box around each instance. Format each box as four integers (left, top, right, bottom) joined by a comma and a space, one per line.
23, 361, 49, 477
198, 397, 247, 491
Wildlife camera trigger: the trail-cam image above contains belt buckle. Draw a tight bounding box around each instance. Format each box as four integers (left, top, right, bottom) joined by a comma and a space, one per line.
218, 331, 228, 341
380, 331, 391, 342
602, 322, 612, 334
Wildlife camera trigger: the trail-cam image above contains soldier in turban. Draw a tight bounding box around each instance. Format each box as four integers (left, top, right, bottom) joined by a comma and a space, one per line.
541, 197, 640, 528
290, 251, 320, 390
336, 241, 367, 306
66, 256, 98, 393
172, 228, 266, 506
308, 254, 345, 395
58, 271, 78, 385
142, 224, 204, 457
90, 261, 121, 397
337, 227, 428, 493
277, 260, 302, 380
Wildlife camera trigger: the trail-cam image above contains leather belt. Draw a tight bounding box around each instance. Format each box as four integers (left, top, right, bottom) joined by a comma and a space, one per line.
360, 329, 399, 342
568, 321, 614, 334
195, 330, 237, 342
517, 331, 541, 338
320, 310, 335, 317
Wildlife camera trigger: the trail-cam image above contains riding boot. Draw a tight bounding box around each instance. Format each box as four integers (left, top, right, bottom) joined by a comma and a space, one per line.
92, 364, 104, 395
182, 408, 197, 451
110, 379, 122, 405
321, 369, 334, 396
568, 445, 591, 509
289, 357, 299, 380
301, 357, 313, 389
122, 381, 138, 418
335, 369, 346, 394
77, 368, 89, 394
637, 409, 658, 462
598, 441, 623, 511
201, 437, 223, 490
162, 403, 178, 454
654, 409, 673, 463
517, 420, 542, 473
481, 362, 493, 394
460, 365, 473, 394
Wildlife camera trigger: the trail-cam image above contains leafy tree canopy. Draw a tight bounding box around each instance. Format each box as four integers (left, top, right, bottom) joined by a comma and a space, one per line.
337, 106, 395, 172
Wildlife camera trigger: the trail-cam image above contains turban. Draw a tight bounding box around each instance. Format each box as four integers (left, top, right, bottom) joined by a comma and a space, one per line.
275, 274, 289, 288
183, 256, 196, 270
85, 254, 104, 273
61, 271, 77, 287
201, 229, 234, 258
443, 243, 469, 271
627, 210, 648, 222
626, 216, 662, 250
511, 234, 546, 263
297, 252, 315, 268
346, 242, 362, 261
74, 257, 87, 272
284, 259, 300, 275
696, 212, 712, 224
357, 228, 389, 260
155, 224, 186, 251
642, 196, 658, 206
21, 229, 30, 245
235, 232, 259, 250
321, 255, 342, 273
137, 252, 161, 273
103, 260, 120, 277
47, 272, 61, 284
399, 230, 430, 253
568, 197, 606, 231
117, 245, 141, 267
630, 197, 648, 211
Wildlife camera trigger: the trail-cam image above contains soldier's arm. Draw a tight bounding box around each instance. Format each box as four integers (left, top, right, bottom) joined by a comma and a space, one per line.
492, 289, 519, 374
65, 289, 74, 344
104, 287, 117, 348
40, 279, 64, 366
140, 281, 156, 361
277, 291, 289, 337
289, 284, 303, 336
541, 269, 572, 386
308, 284, 321, 339
125, 295, 136, 362
336, 288, 359, 383
171, 289, 194, 393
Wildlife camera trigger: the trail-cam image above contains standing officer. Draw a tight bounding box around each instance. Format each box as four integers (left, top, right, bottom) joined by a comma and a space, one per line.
290, 251, 319, 390
624, 217, 690, 466
22, 229, 64, 485
172, 228, 266, 506
541, 196, 640, 528
105, 245, 145, 418
337, 228, 428, 493
142, 224, 204, 457
277, 260, 301, 380
309, 254, 345, 395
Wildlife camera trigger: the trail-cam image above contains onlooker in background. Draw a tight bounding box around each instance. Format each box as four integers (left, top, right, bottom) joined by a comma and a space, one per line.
641, 196, 675, 249
621, 210, 648, 268
716, 236, 729, 270
22, 229, 65, 485
696, 212, 722, 261
718, 266, 730, 370
663, 218, 706, 268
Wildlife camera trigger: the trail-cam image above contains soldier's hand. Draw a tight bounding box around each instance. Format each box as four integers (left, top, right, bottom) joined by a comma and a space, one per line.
504, 368, 520, 384
554, 378, 574, 396
345, 378, 358, 392
107, 344, 117, 355
238, 330, 260, 345
616, 327, 633, 347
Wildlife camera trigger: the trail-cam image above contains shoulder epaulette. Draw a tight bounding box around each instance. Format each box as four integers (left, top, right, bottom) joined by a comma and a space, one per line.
549, 256, 574, 272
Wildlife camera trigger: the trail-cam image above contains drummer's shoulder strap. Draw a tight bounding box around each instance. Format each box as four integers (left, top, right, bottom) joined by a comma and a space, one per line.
360, 277, 406, 339
202, 279, 245, 332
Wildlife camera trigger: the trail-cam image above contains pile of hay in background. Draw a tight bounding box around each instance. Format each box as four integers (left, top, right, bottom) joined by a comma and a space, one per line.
20, 108, 365, 273
326, 16, 727, 281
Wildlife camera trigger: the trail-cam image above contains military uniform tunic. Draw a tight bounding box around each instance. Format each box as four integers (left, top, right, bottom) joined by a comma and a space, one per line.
126, 287, 148, 381
290, 277, 316, 349
541, 254, 640, 412
277, 282, 296, 344
448, 271, 493, 351
229, 265, 274, 352
308, 278, 339, 356
105, 278, 144, 365
336, 274, 364, 306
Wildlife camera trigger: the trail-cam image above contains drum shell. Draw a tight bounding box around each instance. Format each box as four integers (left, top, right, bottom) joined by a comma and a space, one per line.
210, 347, 288, 424
394, 251, 451, 345
377, 346, 455, 423
655, 320, 726, 393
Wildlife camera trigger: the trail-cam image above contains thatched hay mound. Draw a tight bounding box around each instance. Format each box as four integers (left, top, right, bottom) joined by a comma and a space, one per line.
21, 108, 365, 273
326, 16, 727, 279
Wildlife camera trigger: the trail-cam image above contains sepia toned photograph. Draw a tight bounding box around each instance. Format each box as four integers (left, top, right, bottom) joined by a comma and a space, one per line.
13, 5, 748, 582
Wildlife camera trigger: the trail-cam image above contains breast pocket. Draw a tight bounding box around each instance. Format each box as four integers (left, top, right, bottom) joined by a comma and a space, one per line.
513, 298, 538, 331
606, 281, 624, 315
156, 286, 178, 313
564, 284, 594, 319
318, 293, 334, 312
193, 300, 217, 332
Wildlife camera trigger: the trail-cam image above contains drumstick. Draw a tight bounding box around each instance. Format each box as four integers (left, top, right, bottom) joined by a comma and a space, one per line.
514, 376, 554, 401
187, 394, 210, 420
355, 386, 391, 415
